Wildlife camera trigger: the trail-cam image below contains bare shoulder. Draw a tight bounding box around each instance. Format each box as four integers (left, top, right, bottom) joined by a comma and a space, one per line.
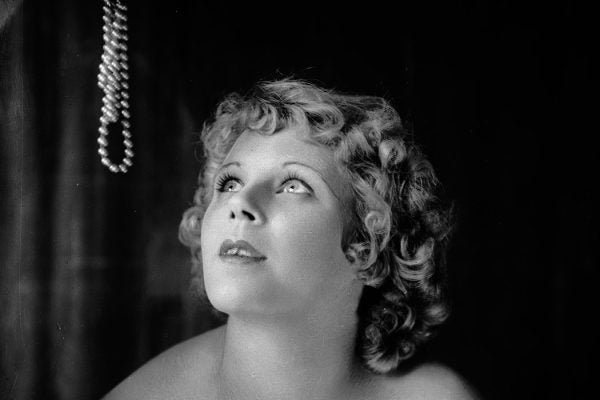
102, 325, 225, 400
381, 362, 481, 400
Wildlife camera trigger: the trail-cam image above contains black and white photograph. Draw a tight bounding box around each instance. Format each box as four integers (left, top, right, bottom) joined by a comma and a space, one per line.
1, 1, 597, 399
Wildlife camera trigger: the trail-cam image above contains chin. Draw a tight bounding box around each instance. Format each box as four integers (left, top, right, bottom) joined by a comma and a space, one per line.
202, 257, 309, 318
205, 279, 302, 319
206, 282, 252, 313
204, 276, 273, 316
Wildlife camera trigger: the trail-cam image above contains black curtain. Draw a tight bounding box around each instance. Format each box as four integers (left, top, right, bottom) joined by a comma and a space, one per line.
1, 1, 597, 399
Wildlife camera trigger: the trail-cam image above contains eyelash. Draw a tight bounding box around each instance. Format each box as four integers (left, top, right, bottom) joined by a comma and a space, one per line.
215, 172, 238, 192
215, 171, 311, 193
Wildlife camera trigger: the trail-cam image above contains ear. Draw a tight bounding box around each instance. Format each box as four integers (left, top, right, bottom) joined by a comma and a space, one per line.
341, 219, 377, 285
344, 252, 362, 273
343, 250, 375, 288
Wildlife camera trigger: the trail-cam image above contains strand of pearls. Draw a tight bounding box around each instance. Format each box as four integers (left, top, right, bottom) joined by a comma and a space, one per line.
97, 0, 133, 173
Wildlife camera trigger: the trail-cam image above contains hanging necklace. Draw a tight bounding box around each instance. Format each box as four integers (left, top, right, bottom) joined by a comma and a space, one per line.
97, 0, 133, 173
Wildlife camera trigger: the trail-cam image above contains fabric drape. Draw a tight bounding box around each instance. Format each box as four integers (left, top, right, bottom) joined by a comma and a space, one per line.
1, 3, 216, 399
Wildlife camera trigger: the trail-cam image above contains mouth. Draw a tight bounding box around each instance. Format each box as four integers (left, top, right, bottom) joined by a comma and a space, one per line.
218, 239, 267, 263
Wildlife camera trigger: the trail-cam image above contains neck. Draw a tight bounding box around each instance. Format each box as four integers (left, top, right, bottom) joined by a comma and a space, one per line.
216, 313, 371, 400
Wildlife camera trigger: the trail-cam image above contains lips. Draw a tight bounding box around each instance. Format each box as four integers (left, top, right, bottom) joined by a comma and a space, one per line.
219, 239, 267, 260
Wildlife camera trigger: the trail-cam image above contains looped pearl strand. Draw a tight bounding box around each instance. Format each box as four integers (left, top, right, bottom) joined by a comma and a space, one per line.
97, 0, 133, 173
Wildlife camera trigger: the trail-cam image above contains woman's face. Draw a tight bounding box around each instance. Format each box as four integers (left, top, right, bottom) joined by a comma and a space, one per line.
200, 127, 362, 320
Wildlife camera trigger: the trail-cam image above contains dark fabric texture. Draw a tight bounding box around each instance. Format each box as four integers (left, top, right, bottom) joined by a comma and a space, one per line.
1, 1, 597, 399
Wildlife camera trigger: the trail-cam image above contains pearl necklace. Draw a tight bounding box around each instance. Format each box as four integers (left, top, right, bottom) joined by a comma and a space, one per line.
97, 0, 133, 173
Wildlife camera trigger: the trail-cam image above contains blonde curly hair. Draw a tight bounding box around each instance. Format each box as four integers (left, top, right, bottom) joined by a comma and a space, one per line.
179, 79, 453, 373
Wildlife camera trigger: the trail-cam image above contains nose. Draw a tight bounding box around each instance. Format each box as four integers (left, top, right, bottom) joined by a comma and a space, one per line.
230, 208, 258, 222
227, 188, 265, 225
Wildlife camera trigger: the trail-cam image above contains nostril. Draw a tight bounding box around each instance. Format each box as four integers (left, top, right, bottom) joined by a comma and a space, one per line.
230, 210, 256, 221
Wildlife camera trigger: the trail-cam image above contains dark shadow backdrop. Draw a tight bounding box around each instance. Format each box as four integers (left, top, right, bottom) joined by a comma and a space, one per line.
1, 1, 597, 399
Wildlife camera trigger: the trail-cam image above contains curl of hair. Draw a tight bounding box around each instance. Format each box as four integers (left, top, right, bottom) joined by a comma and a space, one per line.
179, 78, 453, 373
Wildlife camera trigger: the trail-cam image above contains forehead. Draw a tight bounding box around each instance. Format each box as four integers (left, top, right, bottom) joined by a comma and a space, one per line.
223, 127, 352, 203
225, 127, 326, 164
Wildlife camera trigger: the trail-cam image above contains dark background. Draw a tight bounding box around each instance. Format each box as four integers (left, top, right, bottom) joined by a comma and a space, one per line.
1, 0, 597, 399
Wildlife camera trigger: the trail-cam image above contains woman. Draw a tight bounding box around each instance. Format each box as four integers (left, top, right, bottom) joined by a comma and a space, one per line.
104, 79, 478, 399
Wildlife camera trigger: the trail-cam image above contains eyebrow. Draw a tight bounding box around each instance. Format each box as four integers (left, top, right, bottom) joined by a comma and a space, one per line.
282, 161, 326, 180
218, 161, 241, 172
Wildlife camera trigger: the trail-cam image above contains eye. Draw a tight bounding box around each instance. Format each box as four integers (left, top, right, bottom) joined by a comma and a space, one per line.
215, 172, 242, 192
280, 172, 312, 194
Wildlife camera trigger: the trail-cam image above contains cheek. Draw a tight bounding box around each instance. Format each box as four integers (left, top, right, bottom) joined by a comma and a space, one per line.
272, 204, 348, 282
200, 202, 221, 257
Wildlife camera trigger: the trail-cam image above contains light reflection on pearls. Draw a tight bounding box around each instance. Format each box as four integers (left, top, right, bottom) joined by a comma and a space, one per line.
97, 0, 133, 173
